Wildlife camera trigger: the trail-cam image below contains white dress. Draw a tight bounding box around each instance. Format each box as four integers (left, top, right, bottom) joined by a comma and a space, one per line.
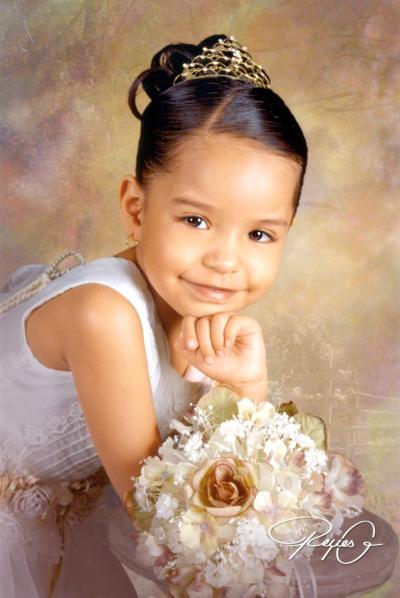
0, 254, 207, 598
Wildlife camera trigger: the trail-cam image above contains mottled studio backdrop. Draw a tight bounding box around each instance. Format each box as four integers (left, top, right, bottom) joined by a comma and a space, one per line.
1, 1, 399, 595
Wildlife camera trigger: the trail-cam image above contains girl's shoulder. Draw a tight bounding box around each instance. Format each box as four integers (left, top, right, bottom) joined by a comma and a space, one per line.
0, 256, 160, 378
64, 256, 155, 319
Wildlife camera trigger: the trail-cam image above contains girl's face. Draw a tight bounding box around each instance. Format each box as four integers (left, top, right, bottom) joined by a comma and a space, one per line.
122, 133, 300, 320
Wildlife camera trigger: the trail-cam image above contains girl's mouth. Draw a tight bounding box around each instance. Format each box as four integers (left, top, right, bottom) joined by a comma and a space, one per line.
181, 278, 239, 302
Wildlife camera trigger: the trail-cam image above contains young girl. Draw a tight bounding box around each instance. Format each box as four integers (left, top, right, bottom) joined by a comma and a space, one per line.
0, 34, 307, 597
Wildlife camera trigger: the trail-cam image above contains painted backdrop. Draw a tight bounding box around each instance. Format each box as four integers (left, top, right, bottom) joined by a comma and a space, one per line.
1, 1, 399, 595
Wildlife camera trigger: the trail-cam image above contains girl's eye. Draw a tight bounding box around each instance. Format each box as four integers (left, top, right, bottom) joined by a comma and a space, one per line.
249, 229, 273, 243
181, 218, 273, 242
182, 216, 208, 229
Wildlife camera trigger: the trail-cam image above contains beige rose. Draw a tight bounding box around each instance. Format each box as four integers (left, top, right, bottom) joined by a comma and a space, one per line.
185, 454, 257, 517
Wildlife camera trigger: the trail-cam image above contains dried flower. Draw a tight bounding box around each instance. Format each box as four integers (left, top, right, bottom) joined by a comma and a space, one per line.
188, 455, 257, 517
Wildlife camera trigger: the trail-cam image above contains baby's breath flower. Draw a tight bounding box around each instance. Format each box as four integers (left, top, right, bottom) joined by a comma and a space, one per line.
233, 517, 279, 561
219, 419, 247, 444
204, 552, 233, 587
182, 431, 206, 462
297, 433, 315, 449
134, 483, 151, 511
155, 493, 179, 519
304, 448, 328, 474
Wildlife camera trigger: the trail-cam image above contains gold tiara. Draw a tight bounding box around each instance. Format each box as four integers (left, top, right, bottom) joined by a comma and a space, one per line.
173, 35, 271, 89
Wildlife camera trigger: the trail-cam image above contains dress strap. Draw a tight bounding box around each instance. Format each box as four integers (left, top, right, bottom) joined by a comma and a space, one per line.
0, 250, 86, 315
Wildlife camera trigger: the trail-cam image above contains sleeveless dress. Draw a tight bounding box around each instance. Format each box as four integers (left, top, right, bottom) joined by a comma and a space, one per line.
0, 254, 209, 598
1, 255, 398, 598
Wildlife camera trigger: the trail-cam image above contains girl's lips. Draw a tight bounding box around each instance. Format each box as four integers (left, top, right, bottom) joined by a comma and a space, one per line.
181, 279, 239, 302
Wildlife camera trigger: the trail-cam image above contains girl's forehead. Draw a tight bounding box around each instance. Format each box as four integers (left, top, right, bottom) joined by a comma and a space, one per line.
172, 132, 273, 164
146, 158, 297, 225
155, 133, 300, 204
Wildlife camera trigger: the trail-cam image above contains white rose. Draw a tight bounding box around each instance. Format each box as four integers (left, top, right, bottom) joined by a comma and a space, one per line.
12, 485, 54, 520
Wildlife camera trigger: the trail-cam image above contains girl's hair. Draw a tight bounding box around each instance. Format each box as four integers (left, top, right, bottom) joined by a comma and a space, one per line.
128, 34, 308, 218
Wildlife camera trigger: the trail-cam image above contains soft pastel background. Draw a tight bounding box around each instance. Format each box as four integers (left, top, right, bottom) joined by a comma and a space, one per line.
1, 1, 399, 596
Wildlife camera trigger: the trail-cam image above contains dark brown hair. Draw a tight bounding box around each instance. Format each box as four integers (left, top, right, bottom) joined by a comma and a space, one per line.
128, 34, 308, 217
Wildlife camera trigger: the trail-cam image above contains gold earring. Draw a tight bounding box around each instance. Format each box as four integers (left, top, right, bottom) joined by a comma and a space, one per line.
126, 233, 139, 248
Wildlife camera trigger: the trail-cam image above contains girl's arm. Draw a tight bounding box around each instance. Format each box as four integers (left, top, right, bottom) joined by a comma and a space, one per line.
61, 284, 161, 502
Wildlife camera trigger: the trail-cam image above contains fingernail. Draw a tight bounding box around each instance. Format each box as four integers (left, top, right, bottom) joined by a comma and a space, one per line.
216, 350, 224, 357
187, 339, 197, 349
205, 356, 214, 364
225, 339, 232, 348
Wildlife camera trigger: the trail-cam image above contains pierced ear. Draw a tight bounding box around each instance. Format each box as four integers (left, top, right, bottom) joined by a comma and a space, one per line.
118, 175, 146, 235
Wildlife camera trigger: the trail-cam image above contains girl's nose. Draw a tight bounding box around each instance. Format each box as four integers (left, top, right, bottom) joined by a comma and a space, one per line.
202, 237, 240, 274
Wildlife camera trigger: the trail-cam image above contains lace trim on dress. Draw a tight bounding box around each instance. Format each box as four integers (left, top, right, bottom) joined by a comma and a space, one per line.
0, 401, 99, 478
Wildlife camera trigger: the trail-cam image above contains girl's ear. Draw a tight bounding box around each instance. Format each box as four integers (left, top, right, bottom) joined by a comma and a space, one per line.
118, 175, 146, 240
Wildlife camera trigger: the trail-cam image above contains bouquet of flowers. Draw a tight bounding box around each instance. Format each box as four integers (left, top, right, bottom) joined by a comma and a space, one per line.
127, 386, 366, 597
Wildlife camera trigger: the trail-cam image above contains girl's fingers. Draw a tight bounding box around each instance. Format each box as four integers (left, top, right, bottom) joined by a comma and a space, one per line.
194, 317, 216, 363
180, 316, 198, 350
176, 312, 261, 362
223, 314, 259, 348
209, 312, 236, 356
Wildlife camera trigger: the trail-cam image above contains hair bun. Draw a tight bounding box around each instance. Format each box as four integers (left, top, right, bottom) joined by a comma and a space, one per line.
128, 34, 229, 120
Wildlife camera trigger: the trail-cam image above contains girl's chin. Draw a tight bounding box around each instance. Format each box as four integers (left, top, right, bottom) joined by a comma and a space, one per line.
179, 302, 238, 318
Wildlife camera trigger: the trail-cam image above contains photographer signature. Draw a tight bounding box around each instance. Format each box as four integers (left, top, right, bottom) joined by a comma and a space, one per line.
269, 516, 383, 564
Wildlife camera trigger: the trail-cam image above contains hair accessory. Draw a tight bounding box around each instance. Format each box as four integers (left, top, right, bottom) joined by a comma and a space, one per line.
126, 233, 139, 248
173, 35, 271, 89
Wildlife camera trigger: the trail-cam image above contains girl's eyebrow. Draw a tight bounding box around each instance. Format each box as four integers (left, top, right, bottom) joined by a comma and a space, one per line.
171, 197, 216, 211
171, 196, 289, 227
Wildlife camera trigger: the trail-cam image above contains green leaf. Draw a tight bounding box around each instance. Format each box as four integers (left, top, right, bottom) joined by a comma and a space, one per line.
125, 489, 154, 532
294, 413, 327, 450
277, 401, 299, 417
196, 385, 240, 424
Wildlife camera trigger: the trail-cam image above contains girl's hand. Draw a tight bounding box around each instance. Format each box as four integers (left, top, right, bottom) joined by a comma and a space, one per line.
173, 312, 267, 392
